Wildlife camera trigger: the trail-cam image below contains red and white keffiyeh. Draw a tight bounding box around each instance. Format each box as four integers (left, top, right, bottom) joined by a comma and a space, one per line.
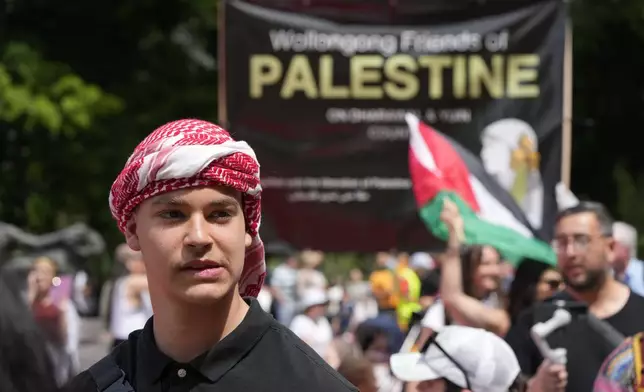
109, 119, 265, 297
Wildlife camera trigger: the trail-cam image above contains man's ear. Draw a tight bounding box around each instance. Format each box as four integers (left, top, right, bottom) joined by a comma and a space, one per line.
245, 232, 252, 248
605, 236, 616, 265
124, 219, 141, 251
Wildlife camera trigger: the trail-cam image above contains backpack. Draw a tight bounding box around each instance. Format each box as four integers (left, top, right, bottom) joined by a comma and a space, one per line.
595, 331, 644, 391
88, 354, 135, 392
633, 332, 644, 391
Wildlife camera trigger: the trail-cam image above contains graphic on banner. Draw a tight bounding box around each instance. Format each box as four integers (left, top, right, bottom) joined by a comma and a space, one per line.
480, 118, 544, 229
222, 0, 566, 251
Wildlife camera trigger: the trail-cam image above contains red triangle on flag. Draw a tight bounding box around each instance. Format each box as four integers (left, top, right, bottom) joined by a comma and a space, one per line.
407, 115, 481, 213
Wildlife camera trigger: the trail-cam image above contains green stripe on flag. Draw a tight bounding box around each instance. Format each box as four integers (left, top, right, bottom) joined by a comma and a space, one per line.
418, 191, 556, 266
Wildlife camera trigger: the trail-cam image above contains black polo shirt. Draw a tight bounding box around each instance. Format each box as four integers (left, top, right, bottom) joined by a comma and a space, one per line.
64, 298, 357, 392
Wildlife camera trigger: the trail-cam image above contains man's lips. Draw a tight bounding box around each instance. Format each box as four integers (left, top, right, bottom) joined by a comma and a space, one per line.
181, 259, 222, 270
180, 259, 226, 279
565, 266, 584, 275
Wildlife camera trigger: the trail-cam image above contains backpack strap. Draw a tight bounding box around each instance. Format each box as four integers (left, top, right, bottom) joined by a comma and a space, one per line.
87, 354, 135, 392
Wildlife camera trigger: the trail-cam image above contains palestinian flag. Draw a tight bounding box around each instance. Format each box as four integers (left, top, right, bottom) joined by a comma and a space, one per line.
406, 114, 556, 266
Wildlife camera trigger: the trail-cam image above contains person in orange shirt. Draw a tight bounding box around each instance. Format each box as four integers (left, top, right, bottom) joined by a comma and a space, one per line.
369, 252, 399, 315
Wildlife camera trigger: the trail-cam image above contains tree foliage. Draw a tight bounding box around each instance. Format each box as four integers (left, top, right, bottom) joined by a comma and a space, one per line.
1, 0, 219, 253
614, 164, 644, 256
570, 0, 644, 218
0, 42, 122, 135
0, 42, 122, 232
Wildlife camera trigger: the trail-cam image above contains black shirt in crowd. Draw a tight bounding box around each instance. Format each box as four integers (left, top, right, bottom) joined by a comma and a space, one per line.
505, 290, 644, 392
64, 298, 357, 392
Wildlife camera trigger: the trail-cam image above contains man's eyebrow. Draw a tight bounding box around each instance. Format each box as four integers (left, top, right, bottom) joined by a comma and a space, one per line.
209, 197, 240, 208
151, 195, 240, 208
151, 195, 186, 206
554, 232, 592, 238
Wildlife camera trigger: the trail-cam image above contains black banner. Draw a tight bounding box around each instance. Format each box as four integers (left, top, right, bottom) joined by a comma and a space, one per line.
222, 0, 565, 252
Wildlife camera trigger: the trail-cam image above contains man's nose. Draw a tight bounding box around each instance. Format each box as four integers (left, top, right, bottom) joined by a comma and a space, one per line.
184, 215, 213, 248
563, 242, 579, 258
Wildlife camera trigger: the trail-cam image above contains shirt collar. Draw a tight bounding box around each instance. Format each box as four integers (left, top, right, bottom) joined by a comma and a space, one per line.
137, 298, 273, 384
137, 318, 173, 384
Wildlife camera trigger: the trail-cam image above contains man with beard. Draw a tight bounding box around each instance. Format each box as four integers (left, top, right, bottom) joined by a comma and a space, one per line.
505, 202, 644, 392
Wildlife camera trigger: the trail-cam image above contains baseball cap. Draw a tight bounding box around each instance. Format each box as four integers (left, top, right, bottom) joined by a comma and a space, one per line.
390, 325, 520, 392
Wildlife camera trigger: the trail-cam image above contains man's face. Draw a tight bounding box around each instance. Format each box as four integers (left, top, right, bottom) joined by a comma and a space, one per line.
125, 186, 251, 305
553, 212, 614, 292
612, 241, 630, 273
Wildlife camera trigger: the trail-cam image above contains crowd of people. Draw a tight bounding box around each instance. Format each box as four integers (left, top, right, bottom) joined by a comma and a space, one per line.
2, 118, 644, 392
245, 199, 644, 392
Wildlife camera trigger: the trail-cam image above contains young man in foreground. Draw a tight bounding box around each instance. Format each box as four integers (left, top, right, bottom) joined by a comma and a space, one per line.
64, 119, 356, 392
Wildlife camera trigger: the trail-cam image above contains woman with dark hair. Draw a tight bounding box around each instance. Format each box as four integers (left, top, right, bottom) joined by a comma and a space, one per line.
415, 242, 508, 356
412, 200, 510, 367
432, 200, 510, 335
0, 271, 59, 392
417, 241, 506, 334
507, 259, 563, 324
458, 244, 505, 309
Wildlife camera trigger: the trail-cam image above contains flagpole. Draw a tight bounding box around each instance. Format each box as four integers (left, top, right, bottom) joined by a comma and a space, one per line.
218, 0, 228, 128
561, 6, 573, 188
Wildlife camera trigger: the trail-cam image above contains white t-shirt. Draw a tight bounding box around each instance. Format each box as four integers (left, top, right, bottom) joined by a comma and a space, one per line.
373, 363, 403, 392
271, 264, 298, 301
421, 294, 501, 332
327, 285, 344, 315
421, 300, 447, 331
257, 287, 273, 313
110, 277, 152, 340
289, 314, 333, 358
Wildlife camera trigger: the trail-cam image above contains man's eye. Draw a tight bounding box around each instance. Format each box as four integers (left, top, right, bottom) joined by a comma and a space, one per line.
159, 210, 184, 219
211, 211, 232, 220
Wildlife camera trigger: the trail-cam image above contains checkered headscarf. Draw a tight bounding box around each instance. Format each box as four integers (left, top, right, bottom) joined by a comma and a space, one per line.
109, 119, 265, 297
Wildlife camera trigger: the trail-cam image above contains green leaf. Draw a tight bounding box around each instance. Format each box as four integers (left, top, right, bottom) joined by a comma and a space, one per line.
0, 42, 124, 137
30, 94, 63, 133
25, 193, 50, 230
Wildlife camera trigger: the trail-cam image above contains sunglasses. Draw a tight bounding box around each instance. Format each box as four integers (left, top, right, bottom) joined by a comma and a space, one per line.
419, 332, 472, 390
